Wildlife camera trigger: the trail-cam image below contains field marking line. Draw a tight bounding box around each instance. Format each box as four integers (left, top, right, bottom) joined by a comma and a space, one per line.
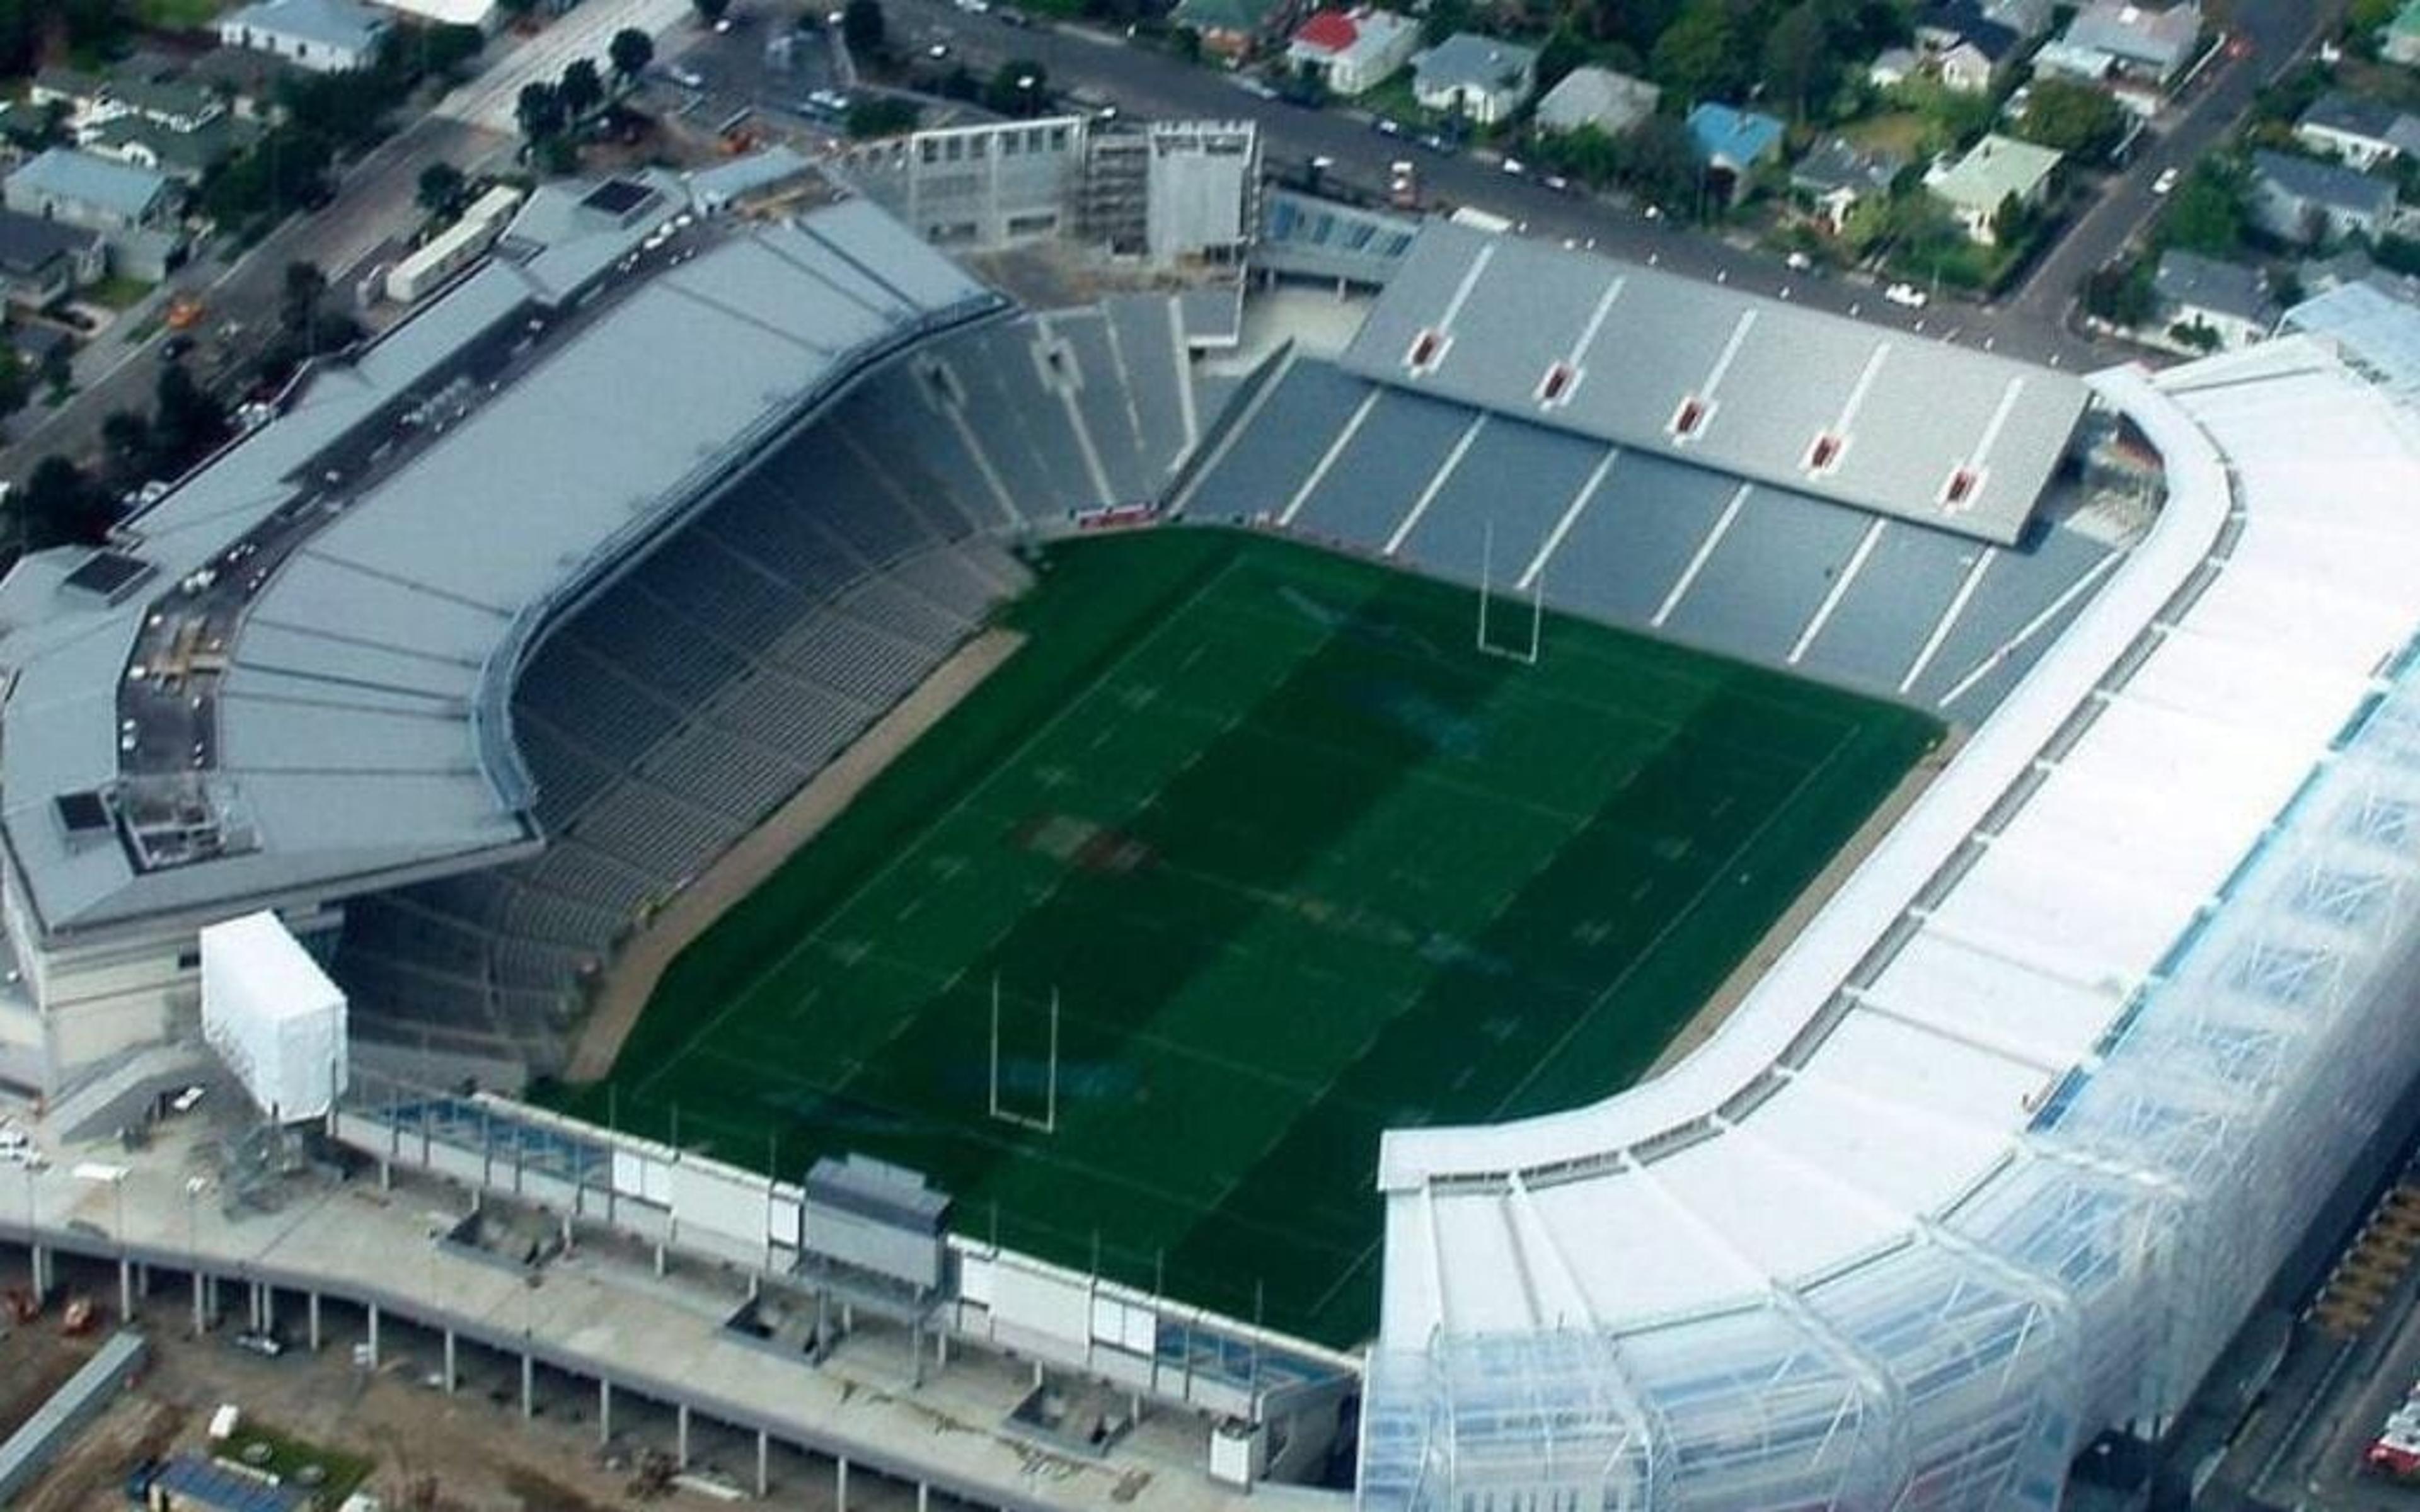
1383, 415, 1488, 556
1789, 518, 1887, 666
1935, 548, 2124, 711
1487, 716, 1862, 1118
1279, 387, 1381, 527
1652, 483, 1752, 629
1900, 547, 1994, 694
1518, 447, 1619, 592
1696, 309, 1760, 403
701, 554, 1255, 1034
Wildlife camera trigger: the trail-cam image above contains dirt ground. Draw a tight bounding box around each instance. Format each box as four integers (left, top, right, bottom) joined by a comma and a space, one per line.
566, 629, 1026, 1084
16, 1320, 725, 1512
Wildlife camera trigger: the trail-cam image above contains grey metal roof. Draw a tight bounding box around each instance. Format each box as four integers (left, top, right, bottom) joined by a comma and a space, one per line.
2154, 249, 2273, 325
1336, 222, 2088, 544
1534, 66, 1659, 134
0, 1331, 146, 1502
1414, 32, 1538, 91
0, 208, 101, 275
221, 0, 389, 55
2301, 91, 2406, 144
4, 147, 170, 221
686, 146, 814, 211
1255, 188, 1419, 285
0, 196, 1000, 942
2061, 0, 2199, 68
2253, 149, 2396, 217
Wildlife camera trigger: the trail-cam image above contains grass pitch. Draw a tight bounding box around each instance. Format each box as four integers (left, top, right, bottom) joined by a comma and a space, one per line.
558, 529, 1940, 1346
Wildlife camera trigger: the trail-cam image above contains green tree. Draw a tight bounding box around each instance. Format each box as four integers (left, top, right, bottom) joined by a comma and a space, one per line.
1173, 24, 1201, 61
2014, 77, 2127, 160
1534, 122, 1622, 186
1649, 0, 1742, 101
2081, 260, 2157, 328
1760, 3, 1833, 123
842, 0, 886, 54
846, 96, 922, 136
1537, 25, 1590, 91
101, 410, 153, 488
609, 25, 656, 84
1618, 113, 1702, 212
0, 347, 28, 423
2155, 163, 2244, 255
692, 0, 730, 24
20, 455, 104, 552
153, 363, 229, 472
516, 79, 566, 143
560, 57, 604, 118
417, 161, 466, 218
281, 260, 328, 337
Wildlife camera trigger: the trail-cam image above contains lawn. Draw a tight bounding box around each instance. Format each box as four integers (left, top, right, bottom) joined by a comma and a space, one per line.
214, 1421, 374, 1509
558, 529, 1939, 1346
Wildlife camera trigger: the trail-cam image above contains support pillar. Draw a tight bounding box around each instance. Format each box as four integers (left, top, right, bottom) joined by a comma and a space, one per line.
260, 1282, 275, 1334
598, 1378, 613, 1446
443, 1329, 457, 1394
118, 1257, 133, 1322
190, 1271, 205, 1336
916, 1480, 930, 1512
136, 1261, 151, 1298
653, 1242, 667, 1277
307, 1292, 321, 1353
377, 1158, 392, 1191
30, 1242, 49, 1298
366, 1303, 381, 1367
756, 1430, 769, 1498
836, 1454, 850, 1512
521, 1350, 534, 1420
676, 1403, 691, 1468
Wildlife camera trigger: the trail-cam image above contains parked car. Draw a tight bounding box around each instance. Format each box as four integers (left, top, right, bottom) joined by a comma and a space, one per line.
2152, 166, 2180, 195
1883, 282, 1928, 309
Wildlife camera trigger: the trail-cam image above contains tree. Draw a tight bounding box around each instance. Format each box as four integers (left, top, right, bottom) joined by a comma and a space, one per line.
19, 456, 105, 553
417, 161, 467, 219
2081, 260, 2157, 328
1617, 113, 1701, 213
516, 79, 566, 144
1648, 0, 1743, 101
0, 348, 28, 423
1533, 122, 1622, 186
282, 260, 328, 337
153, 364, 229, 472
1537, 25, 1589, 91
1760, 3, 1833, 123
609, 25, 655, 84
846, 96, 921, 137
559, 57, 604, 119
2014, 77, 2127, 161
692, 0, 730, 24
841, 0, 886, 55
2155, 163, 2244, 256
101, 410, 153, 487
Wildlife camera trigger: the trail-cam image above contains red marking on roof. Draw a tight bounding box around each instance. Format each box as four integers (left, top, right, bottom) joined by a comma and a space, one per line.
1293, 9, 1361, 52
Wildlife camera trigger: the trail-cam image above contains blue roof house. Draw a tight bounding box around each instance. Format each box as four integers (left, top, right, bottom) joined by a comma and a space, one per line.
1686, 103, 1786, 205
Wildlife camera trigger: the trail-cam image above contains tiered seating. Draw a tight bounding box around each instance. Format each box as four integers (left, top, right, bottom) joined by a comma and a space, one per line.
338, 295, 1197, 1072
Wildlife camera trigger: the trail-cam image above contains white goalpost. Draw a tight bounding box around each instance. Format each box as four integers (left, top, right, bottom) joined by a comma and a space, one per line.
988, 975, 1061, 1134
1475, 518, 1545, 665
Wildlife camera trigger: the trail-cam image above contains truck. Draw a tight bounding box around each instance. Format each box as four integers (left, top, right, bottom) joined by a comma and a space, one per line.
1448, 205, 1515, 234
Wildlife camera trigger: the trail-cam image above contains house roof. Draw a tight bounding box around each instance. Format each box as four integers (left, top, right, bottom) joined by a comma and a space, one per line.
1790, 136, 1901, 195
1413, 32, 1539, 93
2254, 149, 2397, 217
5, 148, 171, 220
0, 209, 102, 278
1291, 9, 1361, 52
1930, 132, 2061, 212
1172, 0, 1287, 37
1917, 0, 2021, 58
1685, 102, 1785, 168
1289, 6, 1414, 64
1534, 66, 1659, 134
2154, 249, 2274, 326
222, 0, 390, 54
2063, 0, 2201, 69
2301, 91, 2406, 144
30, 67, 105, 102
108, 74, 222, 123
185, 45, 302, 101
88, 113, 257, 176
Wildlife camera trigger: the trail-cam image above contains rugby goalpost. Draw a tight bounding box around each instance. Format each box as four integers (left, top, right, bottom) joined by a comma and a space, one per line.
1475, 518, 1544, 665
988, 975, 1061, 1134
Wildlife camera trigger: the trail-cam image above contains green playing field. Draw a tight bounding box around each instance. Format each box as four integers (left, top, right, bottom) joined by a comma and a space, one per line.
554, 528, 1940, 1347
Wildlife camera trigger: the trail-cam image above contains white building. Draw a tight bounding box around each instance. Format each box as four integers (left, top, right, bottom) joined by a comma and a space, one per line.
1926, 132, 2061, 243
1410, 33, 1538, 126
1284, 7, 1419, 98
219, 0, 391, 72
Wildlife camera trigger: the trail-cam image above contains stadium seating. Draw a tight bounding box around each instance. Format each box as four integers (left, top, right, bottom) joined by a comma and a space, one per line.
335, 299, 1202, 1069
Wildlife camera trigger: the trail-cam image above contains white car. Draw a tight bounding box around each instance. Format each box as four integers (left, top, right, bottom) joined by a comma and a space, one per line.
1500, 157, 1527, 177
2152, 166, 2180, 195
1883, 282, 1928, 309
1784, 251, 1812, 272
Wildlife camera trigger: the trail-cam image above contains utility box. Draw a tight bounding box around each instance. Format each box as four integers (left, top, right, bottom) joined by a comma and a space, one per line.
799, 1155, 950, 1292
199, 911, 347, 1123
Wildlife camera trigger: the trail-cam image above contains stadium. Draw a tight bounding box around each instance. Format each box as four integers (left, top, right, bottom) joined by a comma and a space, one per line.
4, 154, 2420, 1512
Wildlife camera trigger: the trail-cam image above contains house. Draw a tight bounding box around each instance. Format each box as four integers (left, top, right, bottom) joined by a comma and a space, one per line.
2295, 93, 2420, 173
28, 69, 111, 134
218, 0, 391, 72
1172, 0, 1296, 60
1983, 0, 2056, 35
1912, 1, 2021, 92
2056, 0, 2203, 87
1868, 46, 1918, 88
185, 45, 301, 122
2389, 0, 2420, 66
84, 112, 258, 186
373, 0, 502, 28
3, 149, 185, 282
1925, 132, 2061, 243
1686, 103, 1785, 205
1410, 33, 1539, 125
1284, 8, 1419, 96
1533, 66, 1660, 137
1791, 137, 1902, 232
2153, 249, 2275, 350
0, 210, 106, 310
2250, 150, 2397, 244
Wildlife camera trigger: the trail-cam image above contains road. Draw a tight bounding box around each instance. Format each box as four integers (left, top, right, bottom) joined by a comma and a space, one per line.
2005, 0, 2349, 325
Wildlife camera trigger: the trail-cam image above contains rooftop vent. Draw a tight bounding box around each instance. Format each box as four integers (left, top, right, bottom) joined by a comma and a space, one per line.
53, 789, 110, 836
1536, 362, 1578, 406
60, 550, 156, 605
1407, 328, 1449, 373
1943, 466, 1981, 508
1671, 396, 1710, 438
1806, 432, 1845, 474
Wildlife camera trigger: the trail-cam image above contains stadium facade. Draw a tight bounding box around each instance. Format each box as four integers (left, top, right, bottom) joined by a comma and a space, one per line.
4, 157, 2420, 1512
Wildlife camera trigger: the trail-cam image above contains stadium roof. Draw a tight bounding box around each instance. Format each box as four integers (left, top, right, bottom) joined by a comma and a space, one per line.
1375, 324, 2420, 1346
0, 194, 999, 941
1337, 222, 2089, 543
